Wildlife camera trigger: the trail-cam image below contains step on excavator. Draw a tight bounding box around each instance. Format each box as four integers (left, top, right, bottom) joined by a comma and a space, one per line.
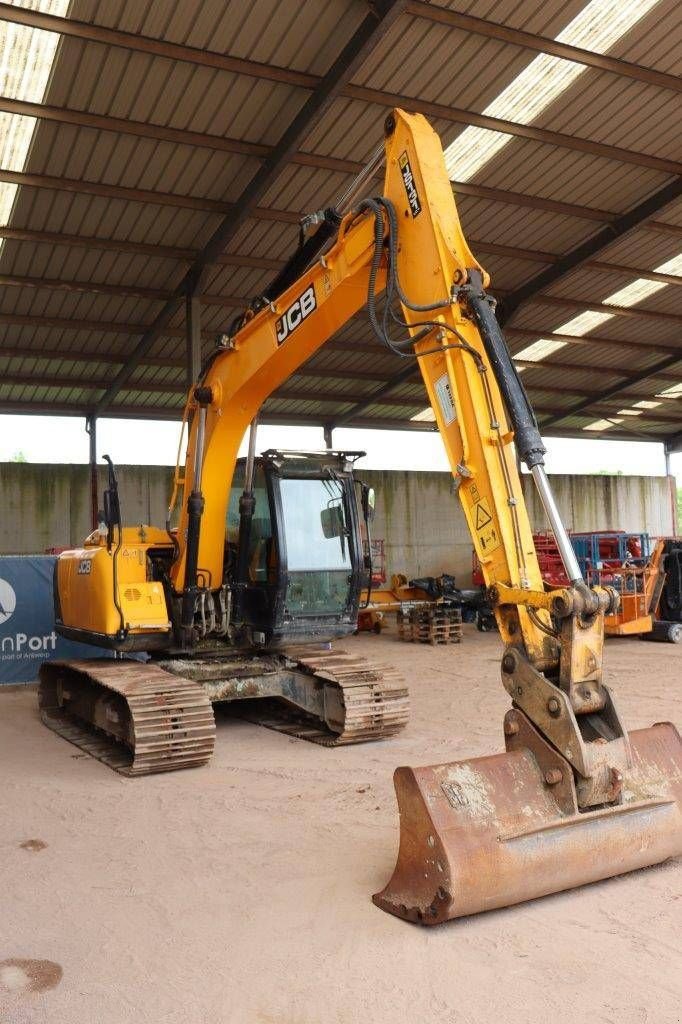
41, 110, 681, 919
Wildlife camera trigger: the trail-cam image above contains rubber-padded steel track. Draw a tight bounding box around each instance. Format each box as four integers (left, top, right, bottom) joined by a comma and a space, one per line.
250, 648, 410, 745
39, 660, 215, 775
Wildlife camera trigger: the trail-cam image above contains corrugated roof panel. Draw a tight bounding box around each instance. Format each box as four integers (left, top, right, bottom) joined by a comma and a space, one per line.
531, 74, 681, 161
0, 0, 680, 442
69, 0, 366, 76
465, 137, 668, 211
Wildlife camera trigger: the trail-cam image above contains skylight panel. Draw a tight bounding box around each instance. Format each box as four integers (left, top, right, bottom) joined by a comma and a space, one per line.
0, 1, 69, 235
616, 409, 643, 416
605, 278, 667, 308
410, 407, 436, 422
655, 253, 682, 275
444, 0, 661, 183
655, 382, 682, 399
555, 310, 614, 336
632, 400, 661, 409
583, 418, 622, 431
514, 338, 567, 362
511, 253, 682, 365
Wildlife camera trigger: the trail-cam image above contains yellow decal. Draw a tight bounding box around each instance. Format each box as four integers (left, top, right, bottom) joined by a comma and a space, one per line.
471, 496, 501, 556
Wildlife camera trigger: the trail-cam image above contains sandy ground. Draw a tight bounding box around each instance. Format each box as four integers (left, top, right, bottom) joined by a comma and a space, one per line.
1, 626, 680, 1024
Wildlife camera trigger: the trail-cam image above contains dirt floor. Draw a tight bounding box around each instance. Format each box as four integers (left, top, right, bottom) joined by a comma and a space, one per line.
1, 626, 680, 1024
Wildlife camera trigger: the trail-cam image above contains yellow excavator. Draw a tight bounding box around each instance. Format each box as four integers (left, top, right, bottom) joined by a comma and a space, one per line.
40, 109, 681, 922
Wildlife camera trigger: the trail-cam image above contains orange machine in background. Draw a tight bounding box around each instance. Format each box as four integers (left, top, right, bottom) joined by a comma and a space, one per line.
587, 538, 682, 643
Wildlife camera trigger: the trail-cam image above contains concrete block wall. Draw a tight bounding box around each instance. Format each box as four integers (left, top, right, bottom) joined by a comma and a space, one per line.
0, 463, 172, 555
360, 469, 676, 584
0, 462, 676, 585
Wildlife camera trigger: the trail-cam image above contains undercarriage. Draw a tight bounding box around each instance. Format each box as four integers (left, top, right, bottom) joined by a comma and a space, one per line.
39, 646, 409, 775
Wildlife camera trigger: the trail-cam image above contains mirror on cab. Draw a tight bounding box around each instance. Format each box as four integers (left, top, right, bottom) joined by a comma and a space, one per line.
320, 503, 345, 539
361, 485, 376, 523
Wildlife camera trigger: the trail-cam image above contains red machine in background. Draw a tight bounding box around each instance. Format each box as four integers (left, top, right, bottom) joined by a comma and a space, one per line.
473, 531, 682, 643
472, 532, 569, 588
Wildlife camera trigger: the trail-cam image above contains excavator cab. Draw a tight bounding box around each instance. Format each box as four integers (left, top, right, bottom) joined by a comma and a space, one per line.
225, 449, 369, 647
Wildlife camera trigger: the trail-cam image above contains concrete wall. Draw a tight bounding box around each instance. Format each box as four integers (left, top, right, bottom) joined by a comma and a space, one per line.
0, 463, 172, 555
362, 469, 677, 583
0, 462, 676, 584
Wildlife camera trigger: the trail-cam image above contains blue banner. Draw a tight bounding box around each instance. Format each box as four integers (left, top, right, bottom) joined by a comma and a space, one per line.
0, 556, 114, 684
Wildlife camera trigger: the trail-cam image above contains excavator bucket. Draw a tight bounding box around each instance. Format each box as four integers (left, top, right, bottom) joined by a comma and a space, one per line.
373, 721, 682, 924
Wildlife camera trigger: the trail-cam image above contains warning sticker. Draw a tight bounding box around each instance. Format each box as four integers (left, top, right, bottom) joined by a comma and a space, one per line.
434, 373, 456, 426
471, 496, 501, 555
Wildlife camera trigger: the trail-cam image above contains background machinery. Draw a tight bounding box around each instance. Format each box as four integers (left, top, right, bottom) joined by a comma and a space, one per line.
41, 110, 681, 921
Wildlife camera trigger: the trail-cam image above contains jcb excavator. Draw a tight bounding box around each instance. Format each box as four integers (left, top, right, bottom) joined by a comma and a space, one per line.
41, 110, 681, 921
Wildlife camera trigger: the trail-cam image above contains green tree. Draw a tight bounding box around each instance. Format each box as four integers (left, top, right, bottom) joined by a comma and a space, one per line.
9, 451, 27, 463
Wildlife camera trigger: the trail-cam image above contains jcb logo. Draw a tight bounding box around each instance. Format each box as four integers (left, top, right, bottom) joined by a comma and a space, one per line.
276, 285, 316, 344
77, 560, 92, 575
398, 151, 421, 217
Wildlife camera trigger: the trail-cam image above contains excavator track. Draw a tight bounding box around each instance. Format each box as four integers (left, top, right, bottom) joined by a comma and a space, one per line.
250, 648, 410, 745
38, 647, 408, 775
39, 660, 215, 776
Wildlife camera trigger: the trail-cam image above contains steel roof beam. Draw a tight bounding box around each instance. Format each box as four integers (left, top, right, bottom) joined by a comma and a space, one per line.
407, 2, 681, 93
4, 270, 681, 326
4, 87, 681, 180
0, 3, 320, 88
4, 2, 679, 96
0, 226, 283, 270
3, 341, 680, 396
0, 348, 403, 385
345, 85, 682, 176
524, 294, 682, 325
4, 336, 680, 386
5, 225, 681, 289
93, 0, 408, 415
540, 353, 682, 430
1, 166, 655, 229
515, 357, 680, 384
0, 312, 196, 338
0, 168, 300, 220
1, 371, 430, 408
501, 177, 682, 323
0, 96, 361, 176
8, 163, 680, 239
0, 272, 248, 307
505, 326, 680, 358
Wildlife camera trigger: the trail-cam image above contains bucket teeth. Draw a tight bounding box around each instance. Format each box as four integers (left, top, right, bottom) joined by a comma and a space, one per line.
373, 722, 682, 924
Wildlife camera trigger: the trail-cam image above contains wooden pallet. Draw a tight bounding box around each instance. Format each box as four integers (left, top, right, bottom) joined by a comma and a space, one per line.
397, 605, 463, 645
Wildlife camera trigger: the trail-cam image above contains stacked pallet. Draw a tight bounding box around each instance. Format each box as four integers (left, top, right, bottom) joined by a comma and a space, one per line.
397, 604, 463, 645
